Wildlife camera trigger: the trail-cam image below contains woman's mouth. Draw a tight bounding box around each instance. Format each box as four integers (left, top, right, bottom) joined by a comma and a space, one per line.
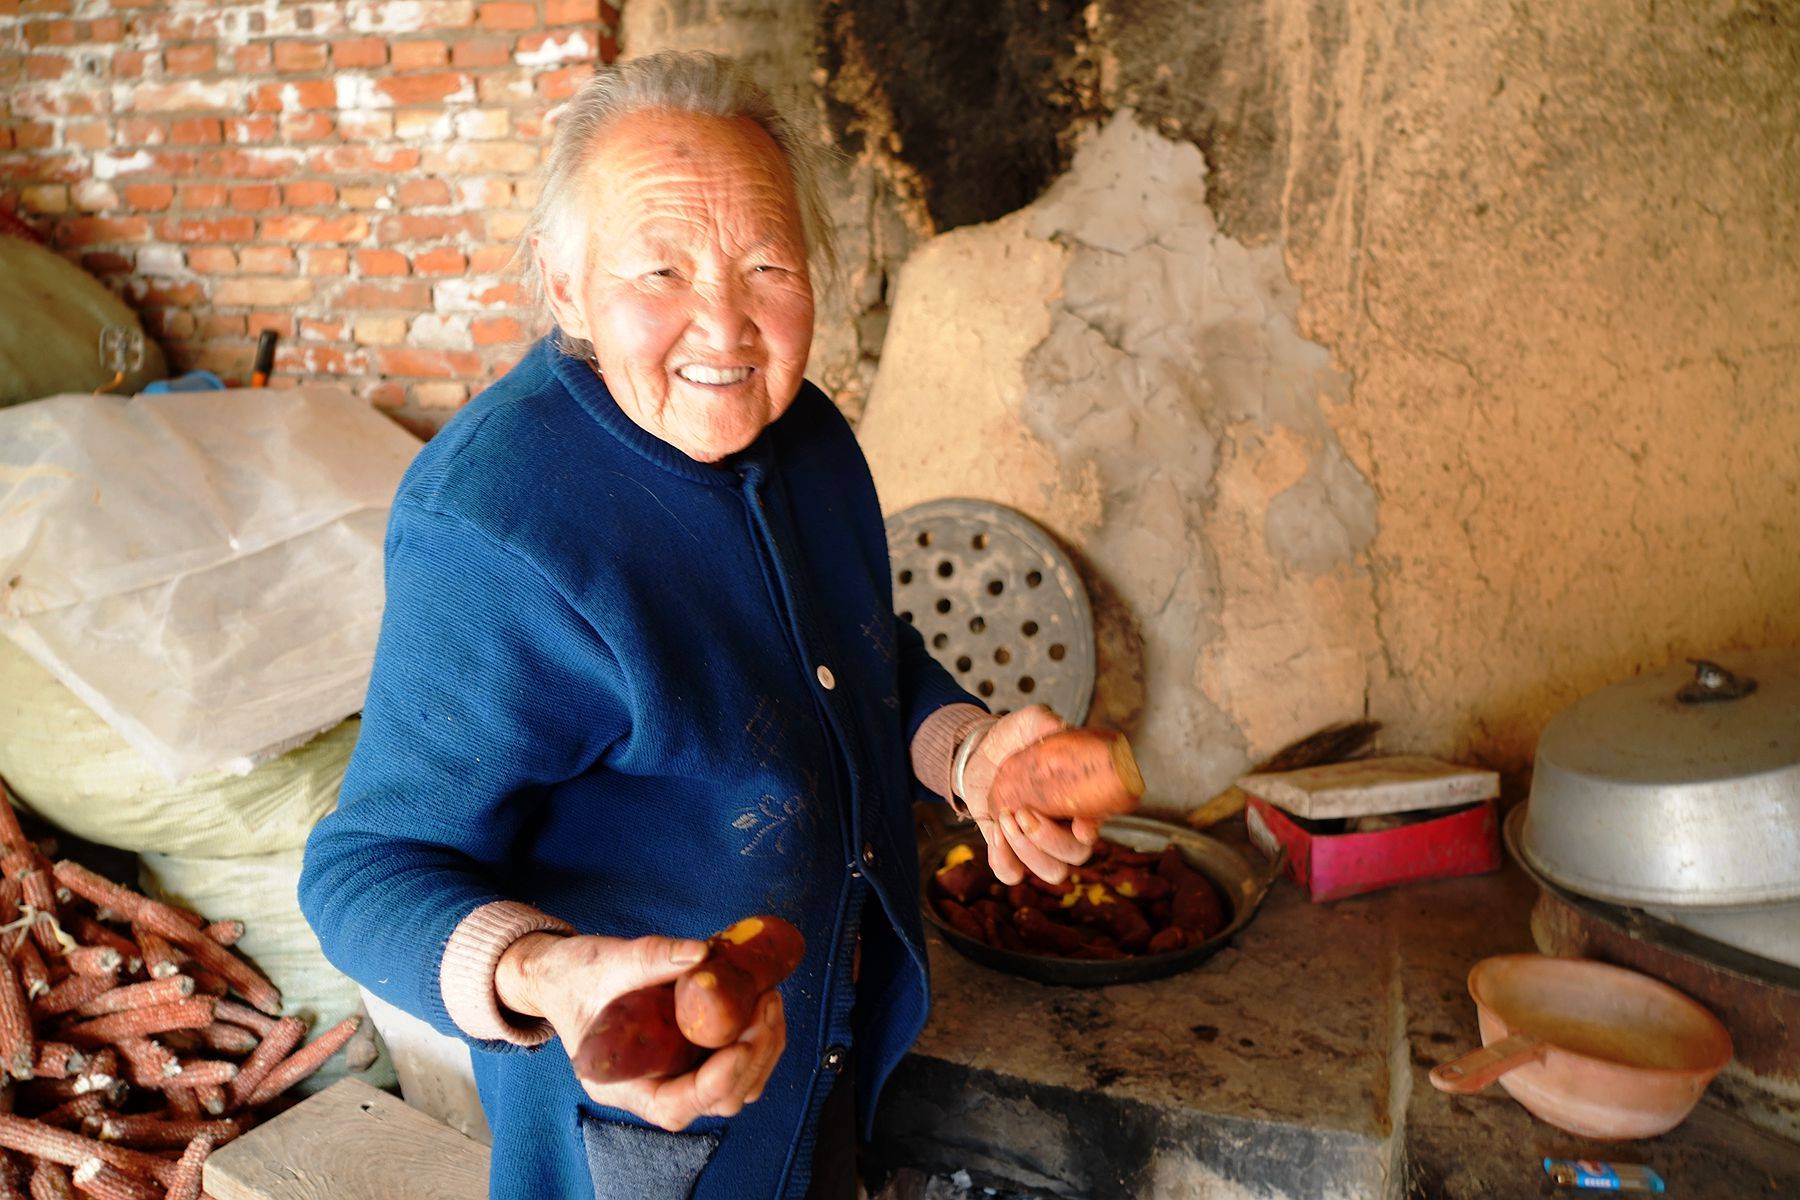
675, 364, 755, 386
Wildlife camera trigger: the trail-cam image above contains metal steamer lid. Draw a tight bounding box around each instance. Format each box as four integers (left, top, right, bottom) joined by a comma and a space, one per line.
1523, 651, 1800, 907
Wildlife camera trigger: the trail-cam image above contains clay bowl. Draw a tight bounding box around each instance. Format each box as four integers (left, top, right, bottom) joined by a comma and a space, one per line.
1430, 954, 1732, 1139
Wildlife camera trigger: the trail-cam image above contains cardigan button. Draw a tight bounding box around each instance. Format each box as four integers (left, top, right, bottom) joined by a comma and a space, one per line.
861, 842, 876, 867
822, 1045, 847, 1073
816, 664, 836, 690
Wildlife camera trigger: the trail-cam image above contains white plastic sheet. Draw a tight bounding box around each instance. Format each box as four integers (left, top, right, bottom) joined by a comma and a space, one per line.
0, 387, 418, 780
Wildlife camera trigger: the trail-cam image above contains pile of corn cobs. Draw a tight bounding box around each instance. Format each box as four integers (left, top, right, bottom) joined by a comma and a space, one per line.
0, 794, 356, 1200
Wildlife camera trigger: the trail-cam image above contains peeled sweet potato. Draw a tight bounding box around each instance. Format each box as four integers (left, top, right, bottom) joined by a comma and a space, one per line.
674, 916, 806, 1049
574, 985, 702, 1084
990, 729, 1145, 821
934, 844, 996, 903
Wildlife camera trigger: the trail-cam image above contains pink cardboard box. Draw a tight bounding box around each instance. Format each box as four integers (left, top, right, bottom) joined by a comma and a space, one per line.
1245, 795, 1502, 903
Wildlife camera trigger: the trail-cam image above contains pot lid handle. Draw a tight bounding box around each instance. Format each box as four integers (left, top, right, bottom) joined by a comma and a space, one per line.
1676, 658, 1758, 704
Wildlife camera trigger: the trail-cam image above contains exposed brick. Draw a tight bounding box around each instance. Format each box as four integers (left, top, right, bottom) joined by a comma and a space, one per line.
176, 183, 227, 208
335, 280, 434, 310
168, 117, 223, 145
377, 347, 483, 377
17, 183, 68, 214
121, 183, 174, 211
394, 110, 451, 141
300, 317, 347, 341
54, 215, 149, 246
450, 37, 510, 68
301, 247, 349, 276
214, 277, 313, 307
204, 313, 250, 339
476, 3, 535, 31
262, 213, 370, 243
488, 210, 528, 239
310, 145, 421, 173
365, 380, 408, 409
377, 212, 482, 243
396, 178, 452, 206
61, 122, 109, 150
111, 50, 152, 79
133, 80, 242, 113
26, 53, 71, 81
229, 184, 280, 210
162, 44, 216, 75
421, 141, 538, 175
375, 71, 471, 105
412, 246, 467, 275
355, 247, 410, 276
147, 150, 202, 176
412, 381, 471, 408
71, 180, 119, 212
247, 312, 295, 338
535, 66, 589, 101
239, 244, 296, 273
89, 17, 126, 43
279, 112, 336, 141
249, 79, 335, 112
469, 243, 518, 273
186, 245, 238, 274
337, 110, 394, 141
545, 0, 601, 24
157, 215, 257, 243
453, 108, 509, 139
273, 40, 329, 72
456, 177, 513, 208
199, 148, 309, 178
332, 38, 387, 69
354, 315, 408, 346
233, 43, 272, 73
472, 315, 524, 346
391, 40, 449, 70
224, 116, 277, 144
283, 181, 338, 206
24, 19, 77, 46
338, 184, 392, 209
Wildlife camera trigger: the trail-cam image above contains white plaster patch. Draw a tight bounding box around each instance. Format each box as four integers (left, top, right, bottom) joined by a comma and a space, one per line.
407, 314, 473, 351
92, 151, 153, 180
136, 246, 186, 277
515, 31, 594, 67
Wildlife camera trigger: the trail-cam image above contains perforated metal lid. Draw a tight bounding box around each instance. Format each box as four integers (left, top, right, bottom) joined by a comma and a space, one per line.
886, 499, 1095, 722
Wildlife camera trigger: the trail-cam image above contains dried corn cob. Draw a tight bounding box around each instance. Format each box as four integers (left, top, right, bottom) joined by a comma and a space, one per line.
34, 1098, 104, 1134
11, 946, 47, 1004
68, 1158, 157, 1200
0, 796, 29, 863
56, 927, 133, 980
73, 1051, 115, 1097
26, 1159, 73, 1200
199, 922, 241, 949
90, 1118, 236, 1151
161, 1090, 199, 1121
123, 931, 173, 985
0, 1151, 24, 1200
207, 1002, 275, 1039
150, 1061, 234, 1090
0, 1116, 173, 1186
64, 999, 214, 1048
193, 1024, 256, 1057
46, 870, 195, 944
0, 959, 34, 1080
222, 1017, 301, 1110
243, 1015, 361, 1109
27, 1046, 83, 1082
70, 979, 193, 1022
157, 1133, 215, 1200
58, 953, 116, 983
0, 855, 32, 885
190, 1087, 225, 1118
30, 978, 115, 1025
159, 933, 278, 1017
177, 969, 224, 998
14, 877, 58, 962
106, 1041, 176, 1089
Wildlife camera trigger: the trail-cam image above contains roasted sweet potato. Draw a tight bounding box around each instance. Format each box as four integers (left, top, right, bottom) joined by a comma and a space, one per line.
1013, 906, 1091, 956
936, 897, 989, 944
1147, 926, 1189, 955
1064, 887, 1153, 953
1101, 866, 1171, 902
934, 844, 995, 904
674, 916, 806, 1049
574, 986, 702, 1084
989, 729, 1145, 821
1157, 847, 1227, 939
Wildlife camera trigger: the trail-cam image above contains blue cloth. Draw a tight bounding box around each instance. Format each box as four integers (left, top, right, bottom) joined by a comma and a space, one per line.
299, 336, 973, 1200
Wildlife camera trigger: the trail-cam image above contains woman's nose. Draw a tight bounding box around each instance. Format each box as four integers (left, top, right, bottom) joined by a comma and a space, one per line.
691, 279, 754, 350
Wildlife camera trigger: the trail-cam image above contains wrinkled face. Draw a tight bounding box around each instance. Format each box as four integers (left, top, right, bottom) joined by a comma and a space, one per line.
538, 109, 815, 463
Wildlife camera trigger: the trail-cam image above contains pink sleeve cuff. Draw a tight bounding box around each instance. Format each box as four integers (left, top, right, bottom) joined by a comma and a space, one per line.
440, 899, 575, 1046
910, 703, 995, 801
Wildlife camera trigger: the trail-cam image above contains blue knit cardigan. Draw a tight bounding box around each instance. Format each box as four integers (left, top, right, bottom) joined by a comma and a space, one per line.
298, 337, 972, 1199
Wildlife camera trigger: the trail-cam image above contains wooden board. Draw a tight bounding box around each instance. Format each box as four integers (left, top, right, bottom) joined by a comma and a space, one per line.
1237, 755, 1499, 819
205, 1079, 488, 1200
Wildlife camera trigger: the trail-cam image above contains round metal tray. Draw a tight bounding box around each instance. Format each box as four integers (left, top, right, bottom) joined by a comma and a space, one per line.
886, 499, 1095, 723
918, 813, 1281, 987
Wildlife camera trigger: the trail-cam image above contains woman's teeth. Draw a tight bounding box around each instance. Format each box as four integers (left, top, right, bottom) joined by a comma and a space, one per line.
677, 365, 753, 385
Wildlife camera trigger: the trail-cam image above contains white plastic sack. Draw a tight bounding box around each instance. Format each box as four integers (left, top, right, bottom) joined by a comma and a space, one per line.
0, 387, 418, 780
139, 849, 395, 1097
0, 636, 354, 857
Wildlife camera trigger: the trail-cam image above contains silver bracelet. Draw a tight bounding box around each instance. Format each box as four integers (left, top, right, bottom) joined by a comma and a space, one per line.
950, 719, 998, 815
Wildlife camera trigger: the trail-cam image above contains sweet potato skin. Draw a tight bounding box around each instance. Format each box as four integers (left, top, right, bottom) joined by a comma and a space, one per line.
574, 985, 701, 1084
988, 729, 1145, 821
673, 916, 806, 1049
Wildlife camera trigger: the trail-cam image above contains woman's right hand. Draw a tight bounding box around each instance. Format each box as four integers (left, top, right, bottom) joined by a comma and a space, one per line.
496, 931, 787, 1132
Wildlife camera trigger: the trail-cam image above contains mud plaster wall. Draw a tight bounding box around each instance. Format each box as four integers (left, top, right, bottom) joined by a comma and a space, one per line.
857, 2, 1800, 803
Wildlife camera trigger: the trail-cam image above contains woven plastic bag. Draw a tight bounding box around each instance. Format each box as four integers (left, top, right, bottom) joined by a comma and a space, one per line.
138, 848, 394, 1096
0, 636, 353, 858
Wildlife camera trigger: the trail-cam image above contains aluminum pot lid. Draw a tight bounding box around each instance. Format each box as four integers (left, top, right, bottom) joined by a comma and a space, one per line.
1536, 651, 1800, 786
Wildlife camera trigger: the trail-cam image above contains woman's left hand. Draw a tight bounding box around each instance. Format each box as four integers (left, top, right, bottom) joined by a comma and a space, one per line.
959, 705, 1100, 886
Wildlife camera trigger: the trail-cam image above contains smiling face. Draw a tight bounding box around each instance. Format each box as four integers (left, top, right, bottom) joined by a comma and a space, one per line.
537, 109, 816, 463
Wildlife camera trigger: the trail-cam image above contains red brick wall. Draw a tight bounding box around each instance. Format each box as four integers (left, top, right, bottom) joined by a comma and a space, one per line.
0, 0, 619, 433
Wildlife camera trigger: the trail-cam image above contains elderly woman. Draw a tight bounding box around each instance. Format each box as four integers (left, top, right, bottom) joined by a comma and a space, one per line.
300, 51, 1095, 1200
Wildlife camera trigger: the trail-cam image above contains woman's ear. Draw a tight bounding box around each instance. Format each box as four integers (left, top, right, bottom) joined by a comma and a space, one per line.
533, 236, 589, 342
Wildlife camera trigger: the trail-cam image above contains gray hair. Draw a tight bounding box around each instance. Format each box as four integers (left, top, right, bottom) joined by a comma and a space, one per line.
519, 50, 837, 363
